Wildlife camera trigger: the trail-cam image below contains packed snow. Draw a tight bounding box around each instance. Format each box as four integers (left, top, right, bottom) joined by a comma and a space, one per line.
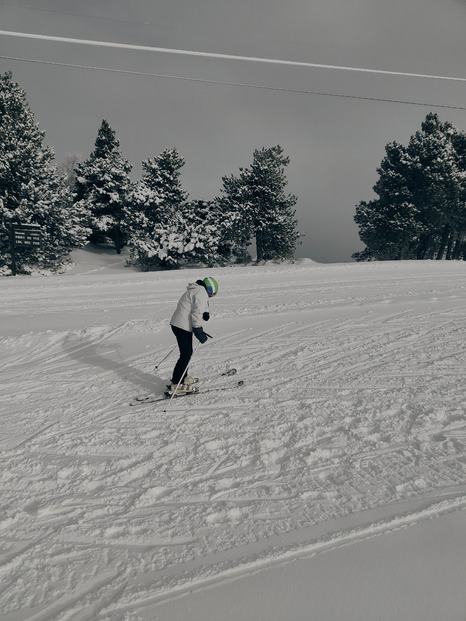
1, 248, 466, 620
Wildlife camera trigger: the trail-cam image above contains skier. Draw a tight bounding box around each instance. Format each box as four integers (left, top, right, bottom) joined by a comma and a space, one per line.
169, 277, 219, 395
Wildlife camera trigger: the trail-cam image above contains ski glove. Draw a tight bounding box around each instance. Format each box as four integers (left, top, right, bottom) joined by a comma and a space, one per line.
203, 312, 210, 321
193, 327, 208, 344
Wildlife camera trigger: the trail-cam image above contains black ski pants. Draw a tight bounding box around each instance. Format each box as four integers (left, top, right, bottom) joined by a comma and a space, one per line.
171, 325, 193, 385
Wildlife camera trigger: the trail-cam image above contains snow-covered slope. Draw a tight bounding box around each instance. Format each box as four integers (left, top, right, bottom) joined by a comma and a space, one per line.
1, 252, 466, 620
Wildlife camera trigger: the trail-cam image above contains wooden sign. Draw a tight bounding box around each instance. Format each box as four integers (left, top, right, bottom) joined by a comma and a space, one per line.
9, 223, 43, 275
12, 224, 42, 248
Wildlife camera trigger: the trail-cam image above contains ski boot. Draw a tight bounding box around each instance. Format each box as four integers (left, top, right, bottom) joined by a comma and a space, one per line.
166, 377, 198, 391
169, 382, 199, 396
184, 376, 199, 385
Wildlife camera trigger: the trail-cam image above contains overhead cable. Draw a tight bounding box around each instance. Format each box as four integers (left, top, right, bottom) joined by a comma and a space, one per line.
2, 55, 466, 111
1, 30, 466, 83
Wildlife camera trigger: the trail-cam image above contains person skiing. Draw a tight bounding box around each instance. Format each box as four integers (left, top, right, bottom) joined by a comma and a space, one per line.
169, 277, 218, 395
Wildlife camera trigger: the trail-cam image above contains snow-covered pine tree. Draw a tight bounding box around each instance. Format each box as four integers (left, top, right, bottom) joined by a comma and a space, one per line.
177, 199, 224, 266
219, 146, 299, 262
0, 71, 89, 274
354, 113, 466, 261
127, 148, 193, 269
353, 141, 426, 261
408, 113, 465, 259
74, 120, 133, 254
139, 149, 188, 217
217, 172, 254, 262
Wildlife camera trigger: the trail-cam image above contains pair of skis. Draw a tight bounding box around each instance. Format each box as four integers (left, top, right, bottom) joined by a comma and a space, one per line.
130, 368, 242, 406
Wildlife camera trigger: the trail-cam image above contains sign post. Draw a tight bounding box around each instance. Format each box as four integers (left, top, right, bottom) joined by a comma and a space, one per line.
10, 224, 43, 275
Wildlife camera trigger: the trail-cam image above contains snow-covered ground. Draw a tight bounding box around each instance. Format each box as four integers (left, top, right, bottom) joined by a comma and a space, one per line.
1, 248, 466, 620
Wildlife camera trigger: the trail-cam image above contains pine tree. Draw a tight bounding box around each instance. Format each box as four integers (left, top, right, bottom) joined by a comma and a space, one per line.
409, 114, 465, 259
219, 146, 299, 262
127, 148, 191, 269
353, 141, 426, 260
178, 200, 224, 266
139, 149, 188, 217
218, 172, 255, 262
354, 113, 466, 261
0, 71, 88, 274
74, 120, 133, 254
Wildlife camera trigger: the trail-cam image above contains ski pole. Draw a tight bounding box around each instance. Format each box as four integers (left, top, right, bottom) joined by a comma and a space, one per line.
154, 346, 176, 370
163, 341, 201, 412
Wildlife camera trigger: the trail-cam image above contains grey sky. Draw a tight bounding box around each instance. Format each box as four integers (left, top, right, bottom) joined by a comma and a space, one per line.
1, 0, 466, 262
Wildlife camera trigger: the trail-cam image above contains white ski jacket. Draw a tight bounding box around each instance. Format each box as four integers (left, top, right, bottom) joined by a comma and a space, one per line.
170, 282, 209, 332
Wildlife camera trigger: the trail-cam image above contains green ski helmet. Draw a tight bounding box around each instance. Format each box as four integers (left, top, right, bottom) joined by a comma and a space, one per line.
203, 277, 219, 297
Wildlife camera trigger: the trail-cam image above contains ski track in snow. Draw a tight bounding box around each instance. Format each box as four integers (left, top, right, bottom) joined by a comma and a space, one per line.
1, 260, 466, 620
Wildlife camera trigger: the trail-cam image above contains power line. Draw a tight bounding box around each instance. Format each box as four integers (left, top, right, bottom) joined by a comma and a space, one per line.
0, 0, 447, 71
2, 29, 466, 83
2, 55, 466, 111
